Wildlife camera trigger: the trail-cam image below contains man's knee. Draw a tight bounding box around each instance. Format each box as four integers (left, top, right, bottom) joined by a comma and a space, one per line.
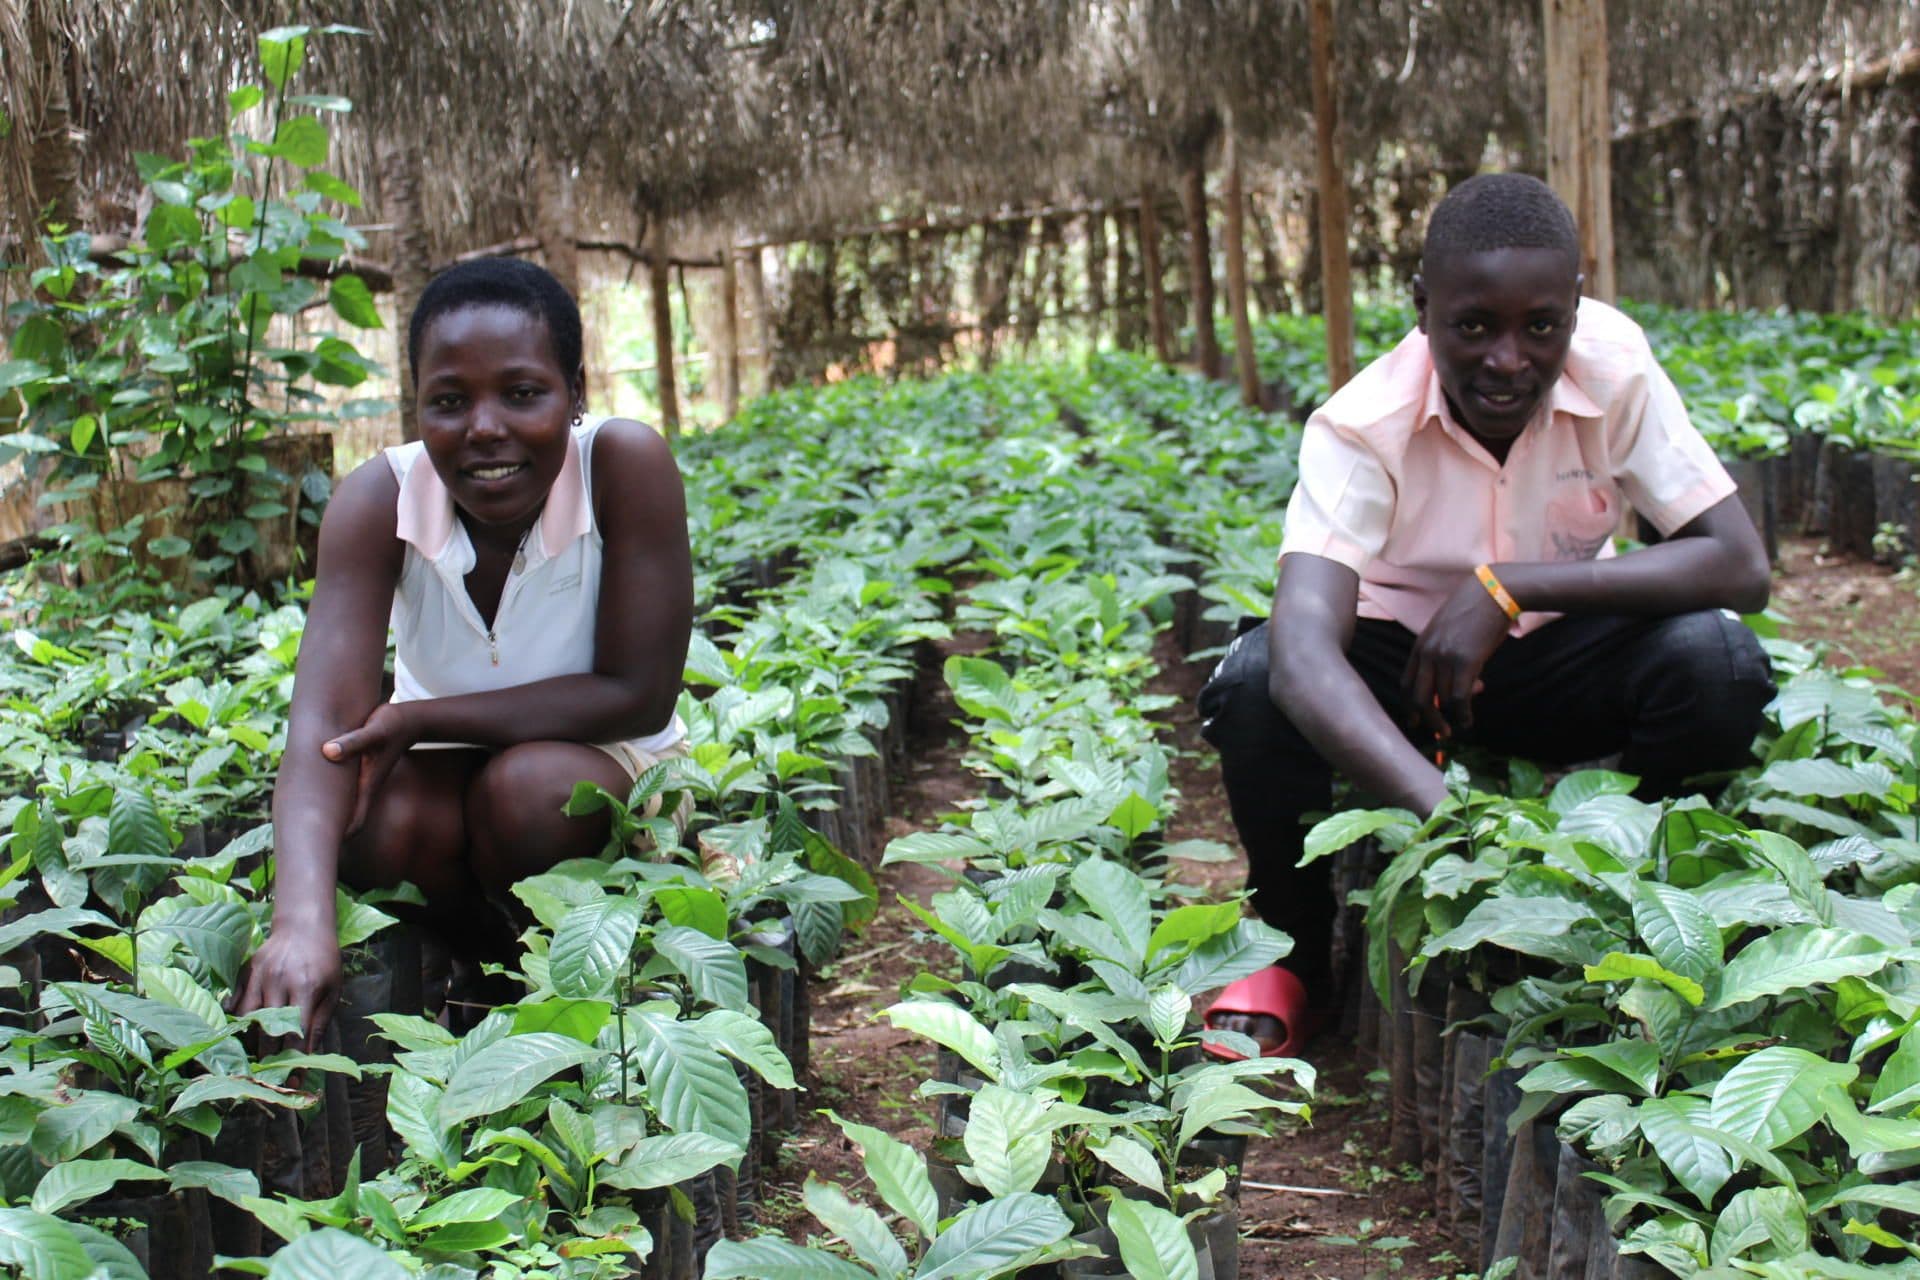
1638, 611, 1775, 763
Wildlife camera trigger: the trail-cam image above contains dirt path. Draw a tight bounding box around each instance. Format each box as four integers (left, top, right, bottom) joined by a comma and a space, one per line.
1770, 535, 1920, 699
759, 629, 1465, 1278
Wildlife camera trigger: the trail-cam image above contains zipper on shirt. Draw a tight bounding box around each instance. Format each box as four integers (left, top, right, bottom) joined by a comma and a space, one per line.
487, 630, 500, 666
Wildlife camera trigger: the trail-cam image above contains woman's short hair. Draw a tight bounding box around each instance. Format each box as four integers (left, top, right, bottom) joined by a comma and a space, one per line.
1422, 173, 1581, 278
407, 256, 584, 383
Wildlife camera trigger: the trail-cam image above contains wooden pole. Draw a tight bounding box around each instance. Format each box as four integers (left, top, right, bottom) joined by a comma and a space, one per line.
1307, 0, 1356, 391
646, 217, 679, 437
743, 247, 771, 393
378, 142, 432, 442
1223, 133, 1260, 407
1140, 186, 1172, 363
719, 248, 741, 419
1111, 211, 1136, 348
1543, 0, 1615, 300
1182, 158, 1222, 379
1086, 210, 1108, 344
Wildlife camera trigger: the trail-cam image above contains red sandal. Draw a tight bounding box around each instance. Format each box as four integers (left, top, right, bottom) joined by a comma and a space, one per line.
1201, 965, 1317, 1060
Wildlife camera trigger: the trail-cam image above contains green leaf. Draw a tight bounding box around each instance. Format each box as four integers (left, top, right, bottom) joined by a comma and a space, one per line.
1711, 1186, 1808, 1264
945, 655, 1015, 722
270, 116, 328, 167
229, 84, 265, 114
421, 1220, 512, 1253
1145, 903, 1243, 964
407, 1187, 523, 1230
1710, 1046, 1858, 1149
168, 1160, 260, 1207
510, 997, 612, 1043
1711, 926, 1892, 1009
0, 1208, 94, 1280
266, 1228, 408, 1280
963, 1084, 1051, 1197
1632, 879, 1722, 986
653, 886, 728, 940
1106, 792, 1158, 842
438, 1033, 606, 1127
333, 891, 397, 947
803, 1177, 909, 1275
1637, 1096, 1734, 1208
1087, 1133, 1166, 1199
831, 1112, 937, 1239
1301, 808, 1415, 866
327, 274, 382, 328
1071, 856, 1150, 969
1419, 896, 1597, 960
1549, 769, 1640, 814
107, 785, 169, 859
883, 999, 998, 1078
696, 1007, 796, 1090
1563, 1040, 1663, 1097
914, 1191, 1072, 1280
304, 171, 363, 208
628, 1009, 750, 1149
652, 924, 751, 1010
1171, 919, 1293, 996
1584, 952, 1706, 1006
29, 1157, 164, 1214
1105, 1196, 1199, 1280
705, 1239, 873, 1280
600, 1132, 743, 1190
258, 29, 308, 90
549, 898, 641, 1000
1177, 1078, 1284, 1150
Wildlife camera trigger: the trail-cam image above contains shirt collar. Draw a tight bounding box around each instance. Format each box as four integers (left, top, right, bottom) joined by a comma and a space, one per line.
395, 427, 592, 564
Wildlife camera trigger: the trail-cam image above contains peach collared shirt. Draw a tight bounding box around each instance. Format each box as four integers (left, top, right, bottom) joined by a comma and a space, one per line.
1279, 297, 1736, 638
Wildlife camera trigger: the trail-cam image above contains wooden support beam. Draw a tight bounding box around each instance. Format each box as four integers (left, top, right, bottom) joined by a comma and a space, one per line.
1308, 0, 1356, 392
1223, 133, 1261, 408
1140, 186, 1172, 363
1086, 210, 1108, 347
742, 247, 772, 393
1182, 158, 1222, 380
646, 218, 679, 437
378, 142, 432, 442
1543, 0, 1615, 300
720, 249, 741, 419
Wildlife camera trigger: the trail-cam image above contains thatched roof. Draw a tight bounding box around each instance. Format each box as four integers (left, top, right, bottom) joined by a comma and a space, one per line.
2, 0, 1913, 262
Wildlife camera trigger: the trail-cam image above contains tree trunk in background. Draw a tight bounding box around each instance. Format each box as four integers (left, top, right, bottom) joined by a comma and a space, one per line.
23, 0, 81, 247
742, 247, 771, 395
1111, 210, 1137, 349
1224, 135, 1260, 407
1543, 0, 1615, 300
378, 142, 432, 441
540, 158, 582, 301
1140, 187, 1172, 362
720, 249, 741, 419
1182, 160, 1221, 379
1086, 210, 1108, 343
647, 217, 679, 436
1308, 0, 1356, 391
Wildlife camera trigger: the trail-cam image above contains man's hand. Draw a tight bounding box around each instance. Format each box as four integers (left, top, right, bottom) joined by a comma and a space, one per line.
323, 701, 417, 835
1403, 573, 1513, 738
237, 923, 343, 1049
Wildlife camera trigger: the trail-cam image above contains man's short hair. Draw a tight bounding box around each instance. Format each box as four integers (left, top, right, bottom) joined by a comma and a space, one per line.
1421, 174, 1580, 278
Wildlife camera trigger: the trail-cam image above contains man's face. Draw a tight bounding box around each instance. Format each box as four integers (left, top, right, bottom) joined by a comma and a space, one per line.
1414, 247, 1581, 447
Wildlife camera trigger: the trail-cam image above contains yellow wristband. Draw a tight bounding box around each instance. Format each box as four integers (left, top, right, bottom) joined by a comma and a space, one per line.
1475, 564, 1523, 621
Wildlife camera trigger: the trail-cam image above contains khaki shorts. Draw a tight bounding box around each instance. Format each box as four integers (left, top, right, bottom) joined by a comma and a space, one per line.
590, 737, 694, 839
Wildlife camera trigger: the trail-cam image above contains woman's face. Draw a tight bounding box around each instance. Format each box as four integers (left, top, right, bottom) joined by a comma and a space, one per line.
415, 303, 583, 532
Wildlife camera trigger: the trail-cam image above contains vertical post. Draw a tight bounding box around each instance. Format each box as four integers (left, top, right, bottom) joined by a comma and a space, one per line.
720, 248, 741, 419
646, 217, 679, 437
1543, 0, 1615, 300
541, 157, 582, 301
1140, 186, 1172, 363
1223, 134, 1261, 408
1308, 0, 1356, 391
1182, 158, 1222, 379
1086, 210, 1108, 346
378, 142, 432, 442
743, 247, 771, 393
1111, 210, 1136, 348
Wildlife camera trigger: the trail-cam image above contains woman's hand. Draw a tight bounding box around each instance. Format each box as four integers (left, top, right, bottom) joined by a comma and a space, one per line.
1403, 573, 1512, 739
237, 922, 343, 1048
324, 701, 418, 835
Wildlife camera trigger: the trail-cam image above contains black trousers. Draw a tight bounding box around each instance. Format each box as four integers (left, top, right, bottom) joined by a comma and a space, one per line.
1196, 611, 1775, 1001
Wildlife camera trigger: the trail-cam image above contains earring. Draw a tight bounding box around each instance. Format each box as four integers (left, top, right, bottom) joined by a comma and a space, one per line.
571, 411, 583, 427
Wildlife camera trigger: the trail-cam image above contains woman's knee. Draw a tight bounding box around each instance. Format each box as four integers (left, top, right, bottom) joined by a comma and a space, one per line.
338, 755, 473, 896
466, 743, 626, 891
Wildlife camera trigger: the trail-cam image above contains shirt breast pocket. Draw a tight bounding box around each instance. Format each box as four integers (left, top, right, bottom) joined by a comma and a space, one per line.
1545, 484, 1620, 561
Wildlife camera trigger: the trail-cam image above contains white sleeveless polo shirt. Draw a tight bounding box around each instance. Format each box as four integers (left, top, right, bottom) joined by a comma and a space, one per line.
382, 416, 685, 759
